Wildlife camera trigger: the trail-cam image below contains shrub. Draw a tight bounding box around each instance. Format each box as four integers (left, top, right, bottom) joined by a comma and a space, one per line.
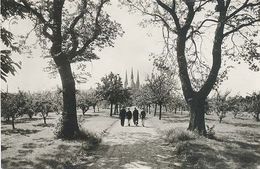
175, 142, 191, 155
54, 117, 101, 146
206, 125, 216, 139
163, 128, 197, 144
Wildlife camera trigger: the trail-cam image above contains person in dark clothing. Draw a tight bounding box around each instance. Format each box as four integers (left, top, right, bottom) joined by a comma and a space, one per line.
126, 108, 132, 126
140, 109, 146, 127
133, 107, 139, 126
119, 107, 126, 126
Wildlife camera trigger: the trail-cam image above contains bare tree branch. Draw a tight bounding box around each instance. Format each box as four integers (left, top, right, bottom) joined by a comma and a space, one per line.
19, 0, 54, 41
75, 0, 109, 57
224, 19, 260, 37
156, 0, 181, 31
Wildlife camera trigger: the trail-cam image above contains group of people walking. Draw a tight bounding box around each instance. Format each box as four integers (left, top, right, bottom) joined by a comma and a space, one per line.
119, 107, 146, 127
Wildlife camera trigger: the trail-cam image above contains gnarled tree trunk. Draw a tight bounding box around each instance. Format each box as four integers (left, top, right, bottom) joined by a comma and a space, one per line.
56, 59, 79, 138
187, 96, 206, 135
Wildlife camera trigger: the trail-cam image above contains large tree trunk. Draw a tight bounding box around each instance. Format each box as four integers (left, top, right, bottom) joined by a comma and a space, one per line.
188, 97, 206, 135
57, 61, 79, 139
159, 104, 162, 120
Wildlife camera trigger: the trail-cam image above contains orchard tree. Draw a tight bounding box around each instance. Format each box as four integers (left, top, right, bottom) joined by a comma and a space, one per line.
246, 92, 260, 121
211, 91, 231, 123
33, 91, 55, 125
77, 91, 92, 115
52, 87, 63, 115
97, 72, 125, 116
22, 92, 35, 119
15, 0, 123, 138
123, 0, 260, 135
1, 91, 27, 129
146, 72, 176, 120
87, 89, 103, 112
134, 85, 153, 113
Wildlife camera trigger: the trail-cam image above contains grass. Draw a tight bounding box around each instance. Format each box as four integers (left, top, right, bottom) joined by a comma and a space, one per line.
1, 112, 105, 169
159, 111, 260, 169
163, 128, 197, 144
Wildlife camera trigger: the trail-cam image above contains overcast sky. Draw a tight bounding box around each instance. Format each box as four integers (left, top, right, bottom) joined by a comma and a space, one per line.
1, 2, 260, 96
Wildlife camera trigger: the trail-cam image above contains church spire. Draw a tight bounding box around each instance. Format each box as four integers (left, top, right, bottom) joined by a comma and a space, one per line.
131, 68, 135, 88
124, 70, 128, 88
136, 70, 140, 89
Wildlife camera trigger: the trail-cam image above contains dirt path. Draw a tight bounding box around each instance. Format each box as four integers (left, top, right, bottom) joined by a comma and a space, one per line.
77, 116, 178, 169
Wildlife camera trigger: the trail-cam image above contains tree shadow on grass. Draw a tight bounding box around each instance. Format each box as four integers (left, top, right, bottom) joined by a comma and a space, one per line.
163, 118, 189, 123
1, 158, 35, 169
32, 123, 55, 127
222, 121, 260, 128
2, 142, 100, 169
1, 128, 40, 136
173, 137, 260, 169
1, 117, 41, 125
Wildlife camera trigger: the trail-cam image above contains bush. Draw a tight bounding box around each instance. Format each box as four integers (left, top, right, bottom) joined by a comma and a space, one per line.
206, 125, 216, 139
163, 128, 197, 144
54, 117, 101, 146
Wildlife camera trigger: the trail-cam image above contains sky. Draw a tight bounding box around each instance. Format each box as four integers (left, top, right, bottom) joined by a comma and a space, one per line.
1, 1, 260, 96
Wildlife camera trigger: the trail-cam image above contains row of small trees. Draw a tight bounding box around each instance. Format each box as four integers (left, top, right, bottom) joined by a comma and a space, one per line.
1, 90, 62, 129
209, 91, 260, 123
1, 88, 106, 130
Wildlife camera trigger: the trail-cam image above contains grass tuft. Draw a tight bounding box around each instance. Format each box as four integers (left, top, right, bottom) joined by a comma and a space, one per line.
163, 128, 197, 144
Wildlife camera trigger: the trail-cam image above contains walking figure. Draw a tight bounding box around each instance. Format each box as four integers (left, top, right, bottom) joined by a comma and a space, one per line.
140, 109, 146, 127
126, 108, 132, 126
133, 107, 139, 126
119, 107, 126, 126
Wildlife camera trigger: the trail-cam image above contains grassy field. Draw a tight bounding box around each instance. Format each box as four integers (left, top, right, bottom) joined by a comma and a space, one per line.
155, 111, 260, 169
1, 109, 260, 169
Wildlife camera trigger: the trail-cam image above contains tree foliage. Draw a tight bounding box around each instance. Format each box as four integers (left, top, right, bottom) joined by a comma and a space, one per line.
146, 71, 177, 119
0, 0, 27, 81
122, 0, 260, 135
1, 91, 27, 129
13, 0, 123, 139
245, 92, 260, 121
97, 72, 131, 116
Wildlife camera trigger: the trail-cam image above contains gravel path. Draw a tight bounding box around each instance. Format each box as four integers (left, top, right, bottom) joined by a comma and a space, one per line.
81, 115, 178, 169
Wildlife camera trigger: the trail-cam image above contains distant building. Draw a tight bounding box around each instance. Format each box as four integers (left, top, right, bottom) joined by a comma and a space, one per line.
124, 68, 140, 90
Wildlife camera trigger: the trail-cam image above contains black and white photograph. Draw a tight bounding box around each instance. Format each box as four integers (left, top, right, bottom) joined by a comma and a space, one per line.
1, 0, 260, 168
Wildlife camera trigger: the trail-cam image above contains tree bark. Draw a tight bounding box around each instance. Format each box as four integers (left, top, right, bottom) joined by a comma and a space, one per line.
188, 96, 206, 135
57, 61, 79, 138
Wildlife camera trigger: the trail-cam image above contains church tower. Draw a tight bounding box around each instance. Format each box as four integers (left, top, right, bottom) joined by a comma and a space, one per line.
131, 68, 135, 88
124, 71, 128, 88
136, 70, 140, 89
